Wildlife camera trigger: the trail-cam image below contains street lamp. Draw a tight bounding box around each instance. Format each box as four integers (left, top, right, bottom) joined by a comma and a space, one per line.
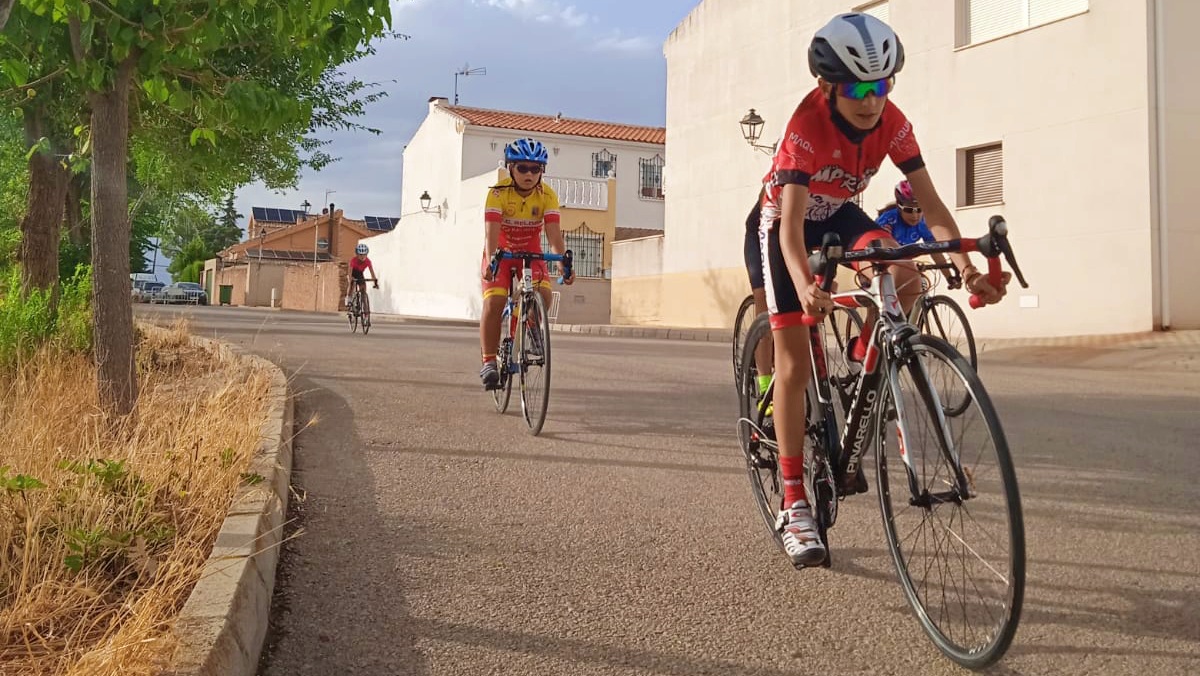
740, 108, 776, 155
419, 190, 443, 217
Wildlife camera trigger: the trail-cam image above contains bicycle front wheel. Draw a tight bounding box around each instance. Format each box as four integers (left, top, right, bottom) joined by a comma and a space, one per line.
732, 294, 756, 393
876, 334, 1024, 669
519, 291, 552, 435
347, 303, 358, 333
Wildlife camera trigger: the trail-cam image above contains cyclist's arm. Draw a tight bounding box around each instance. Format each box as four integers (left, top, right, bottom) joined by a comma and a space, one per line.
780, 183, 814, 283
366, 260, 377, 281
904, 168, 975, 276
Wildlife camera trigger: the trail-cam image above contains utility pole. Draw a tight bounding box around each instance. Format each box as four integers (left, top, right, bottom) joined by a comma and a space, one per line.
454, 64, 486, 105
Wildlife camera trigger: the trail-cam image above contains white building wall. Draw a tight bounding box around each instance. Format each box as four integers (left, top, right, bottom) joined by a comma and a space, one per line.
369, 168, 502, 320
400, 101, 466, 221
663, 0, 1159, 338
1157, 0, 1200, 329
460, 129, 666, 230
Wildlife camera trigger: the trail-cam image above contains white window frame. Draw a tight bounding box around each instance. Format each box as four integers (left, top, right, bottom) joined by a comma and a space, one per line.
855, 0, 889, 24
957, 0, 1089, 48
957, 142, 1004, 208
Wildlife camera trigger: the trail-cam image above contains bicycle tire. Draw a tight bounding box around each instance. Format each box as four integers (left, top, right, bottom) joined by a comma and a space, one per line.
519, 291, 552, 435
347, 298, 359, 333
493, 331, 513, 414
362, 314, 371, 335
876, 334, 1024, 669
736, 313, 780, 540
732, 294, 756, 393
916, 296, 976, 416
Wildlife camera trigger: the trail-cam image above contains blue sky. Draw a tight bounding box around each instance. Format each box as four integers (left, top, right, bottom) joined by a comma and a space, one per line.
232, 0, 700, 228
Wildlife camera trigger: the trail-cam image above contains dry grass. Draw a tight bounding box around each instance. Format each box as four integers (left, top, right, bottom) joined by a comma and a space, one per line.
0, 323, 273, 675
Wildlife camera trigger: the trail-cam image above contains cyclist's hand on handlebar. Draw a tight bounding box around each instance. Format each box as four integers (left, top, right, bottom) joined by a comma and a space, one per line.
799, 279, 836, 319
964, 268, 1011, 305
560, 266, 575, 285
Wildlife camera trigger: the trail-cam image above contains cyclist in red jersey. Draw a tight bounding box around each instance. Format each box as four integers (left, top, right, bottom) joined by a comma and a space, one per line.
347, 242, 379, 319
760, 12, 1010, 567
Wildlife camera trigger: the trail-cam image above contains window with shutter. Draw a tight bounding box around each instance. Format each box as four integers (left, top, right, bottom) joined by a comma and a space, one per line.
962, 0, 1088, 46
964, 144, 1003, 206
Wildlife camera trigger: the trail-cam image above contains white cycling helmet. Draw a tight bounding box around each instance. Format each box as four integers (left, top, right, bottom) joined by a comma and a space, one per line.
355, 243, 369, 255
808, 13, 905, 83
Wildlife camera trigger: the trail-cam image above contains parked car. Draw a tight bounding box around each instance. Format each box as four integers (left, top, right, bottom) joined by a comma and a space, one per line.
156, 282, 208, 305
131, 280, 164, 303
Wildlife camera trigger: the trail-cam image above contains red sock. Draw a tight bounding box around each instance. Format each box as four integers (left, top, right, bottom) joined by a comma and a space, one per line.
780, 455, 806, 507
851, 336, 868, 362
482, 354, 496, 365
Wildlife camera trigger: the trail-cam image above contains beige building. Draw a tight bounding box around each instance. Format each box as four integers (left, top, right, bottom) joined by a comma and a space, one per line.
614, 0, 1199, 338
202, 206, 397, 311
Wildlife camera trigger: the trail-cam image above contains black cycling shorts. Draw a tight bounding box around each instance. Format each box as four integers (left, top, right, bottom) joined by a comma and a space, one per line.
760, 201, 890, 327
743, 199, 767, 290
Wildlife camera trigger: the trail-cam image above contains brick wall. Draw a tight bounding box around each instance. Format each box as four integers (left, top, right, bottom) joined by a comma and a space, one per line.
282, 262, 346, 312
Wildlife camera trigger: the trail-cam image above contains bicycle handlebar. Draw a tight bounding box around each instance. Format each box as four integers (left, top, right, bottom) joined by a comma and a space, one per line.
488, 249, 575, 284
801, 215, 1029, 326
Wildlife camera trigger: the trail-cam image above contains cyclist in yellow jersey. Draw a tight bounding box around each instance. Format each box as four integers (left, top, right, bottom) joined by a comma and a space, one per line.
479, 137, 574, 389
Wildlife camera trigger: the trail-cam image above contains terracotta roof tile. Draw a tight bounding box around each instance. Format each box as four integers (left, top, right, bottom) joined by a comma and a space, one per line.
615, 227, 663, 241
443, 105, 665, 145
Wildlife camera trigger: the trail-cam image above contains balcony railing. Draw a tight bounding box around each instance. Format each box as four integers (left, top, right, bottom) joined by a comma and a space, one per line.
544, 175, 608, 211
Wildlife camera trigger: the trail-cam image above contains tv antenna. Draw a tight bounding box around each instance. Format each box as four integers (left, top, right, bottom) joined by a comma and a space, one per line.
454, 63, 486, 105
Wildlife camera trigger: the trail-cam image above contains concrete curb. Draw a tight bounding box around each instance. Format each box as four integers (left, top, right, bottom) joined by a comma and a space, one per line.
548, 323, 733, 343
149, 327, 294, 676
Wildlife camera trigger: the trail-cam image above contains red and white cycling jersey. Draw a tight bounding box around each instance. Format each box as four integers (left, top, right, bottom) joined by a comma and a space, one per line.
761, 88, 925, 223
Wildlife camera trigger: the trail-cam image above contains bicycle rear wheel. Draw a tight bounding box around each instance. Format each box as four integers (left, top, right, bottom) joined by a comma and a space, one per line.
736, 314, 780, 539
732, 294, 756, 393
876, 334, 1024, 669
519, 291, 552, 435
736, 315, 837, 564
493, 333, 514, 414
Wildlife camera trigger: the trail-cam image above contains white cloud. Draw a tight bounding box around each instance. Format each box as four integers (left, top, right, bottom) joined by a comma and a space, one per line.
480, 0, 592, 29
593, 31, 656, 54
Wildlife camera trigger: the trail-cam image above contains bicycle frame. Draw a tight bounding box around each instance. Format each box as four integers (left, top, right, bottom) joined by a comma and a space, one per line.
491, 251, 571, 376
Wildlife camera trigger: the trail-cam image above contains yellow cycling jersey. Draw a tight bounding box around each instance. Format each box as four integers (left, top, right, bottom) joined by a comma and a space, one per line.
484, 178, 561, 252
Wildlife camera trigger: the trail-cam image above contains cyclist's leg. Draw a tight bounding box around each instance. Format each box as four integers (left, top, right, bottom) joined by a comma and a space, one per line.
763, 219, 825, 566
479, 257, 512, 388
745, 210, 774, 395
360, 280, 371, 317
831, 203, 923, 351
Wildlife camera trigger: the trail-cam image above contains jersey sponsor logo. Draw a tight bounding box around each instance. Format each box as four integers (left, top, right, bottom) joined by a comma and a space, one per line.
889, 120, 913, 150
810, 165, 880, 193
504, 206, 517, 217
788, 133, 815, 154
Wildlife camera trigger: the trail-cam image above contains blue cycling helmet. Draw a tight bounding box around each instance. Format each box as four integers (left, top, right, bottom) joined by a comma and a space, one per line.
503, 138, 549, 164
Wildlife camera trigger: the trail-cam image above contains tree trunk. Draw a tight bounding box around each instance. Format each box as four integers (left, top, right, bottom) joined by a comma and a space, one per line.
19, 106, 68, 296
89, 59, 138, 417
0, 0, 15, 34
65, 172, 86, 246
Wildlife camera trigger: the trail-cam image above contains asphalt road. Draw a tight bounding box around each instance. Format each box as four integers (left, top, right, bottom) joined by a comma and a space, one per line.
138, 305, 1200, 676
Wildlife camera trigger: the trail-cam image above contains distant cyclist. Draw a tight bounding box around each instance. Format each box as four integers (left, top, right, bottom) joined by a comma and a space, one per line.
876, 179, 955, 286
347, 243, 378, 320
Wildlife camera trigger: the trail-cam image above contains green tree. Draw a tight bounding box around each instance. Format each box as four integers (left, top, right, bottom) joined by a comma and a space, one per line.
10, 0, 393, 416
166, 235, 210, 283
